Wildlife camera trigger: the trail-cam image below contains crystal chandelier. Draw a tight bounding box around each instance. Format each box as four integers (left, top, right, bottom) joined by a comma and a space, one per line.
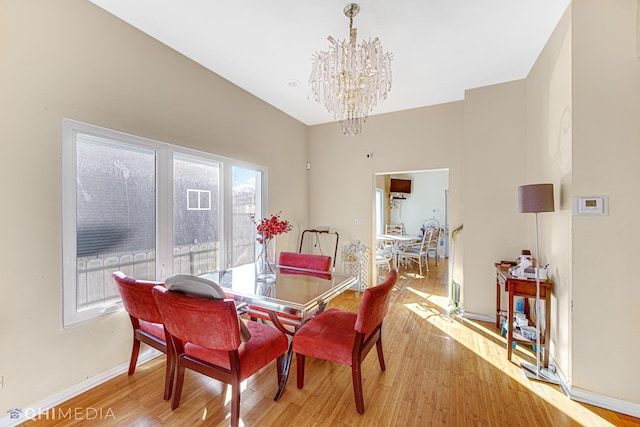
309, 3, 393, 136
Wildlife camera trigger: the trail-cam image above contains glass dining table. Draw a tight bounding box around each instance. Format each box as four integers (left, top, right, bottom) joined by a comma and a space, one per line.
200, 263, 357, 400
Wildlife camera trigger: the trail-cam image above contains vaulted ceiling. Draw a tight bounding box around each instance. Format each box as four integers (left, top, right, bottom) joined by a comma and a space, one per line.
89, 0, 571, 126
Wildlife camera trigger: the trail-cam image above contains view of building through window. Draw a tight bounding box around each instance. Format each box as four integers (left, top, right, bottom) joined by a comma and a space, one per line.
76, 135, 156, 311
63, 119, 266, 326
174, 156, 220, 275
232, 166, 261, 268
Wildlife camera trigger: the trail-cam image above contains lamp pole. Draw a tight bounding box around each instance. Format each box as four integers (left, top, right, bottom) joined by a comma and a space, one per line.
518, 183, 558, 384
534, 212, 541, 377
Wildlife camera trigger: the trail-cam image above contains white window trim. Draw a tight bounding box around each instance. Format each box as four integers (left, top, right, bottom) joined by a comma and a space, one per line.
62, 119, 267, 327
186, 189, 212, 211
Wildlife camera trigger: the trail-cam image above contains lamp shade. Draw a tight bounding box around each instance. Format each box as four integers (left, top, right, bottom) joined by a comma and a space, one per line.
518, 184, 554, 213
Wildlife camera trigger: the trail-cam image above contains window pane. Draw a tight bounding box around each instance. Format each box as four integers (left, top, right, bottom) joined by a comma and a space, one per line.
76, 135, 156, 311
173, 156, 220, 275
232, 166, 261, 267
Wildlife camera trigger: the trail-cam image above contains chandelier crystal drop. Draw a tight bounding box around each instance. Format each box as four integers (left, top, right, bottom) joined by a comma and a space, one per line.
309, 3, 393, 136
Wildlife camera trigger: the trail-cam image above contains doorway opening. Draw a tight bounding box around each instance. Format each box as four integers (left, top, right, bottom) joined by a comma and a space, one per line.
374, 169, 449, 283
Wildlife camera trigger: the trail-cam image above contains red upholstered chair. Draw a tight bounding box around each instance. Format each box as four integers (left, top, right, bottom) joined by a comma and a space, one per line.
278, 251, 333, 272
247, 252, 333, 330
292, 269, 398, 414
151, 286, 288, 427
112, 271, 174, 400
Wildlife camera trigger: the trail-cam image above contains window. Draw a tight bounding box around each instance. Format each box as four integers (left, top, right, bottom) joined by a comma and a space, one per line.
186, 189, 211, 211
231, 166, 264, 268
63, 119, 266, 326
173, 155, 220, 276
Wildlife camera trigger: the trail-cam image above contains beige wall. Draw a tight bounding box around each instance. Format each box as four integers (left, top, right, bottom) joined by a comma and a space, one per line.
460, 80, 528, 316
0, 0, 307, 413
526, 4, 573, 385
307, 103, 463, 286
570, 0, 640, 403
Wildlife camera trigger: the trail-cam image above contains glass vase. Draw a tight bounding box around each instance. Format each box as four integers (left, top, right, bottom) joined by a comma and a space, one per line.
256, 237, 276, 281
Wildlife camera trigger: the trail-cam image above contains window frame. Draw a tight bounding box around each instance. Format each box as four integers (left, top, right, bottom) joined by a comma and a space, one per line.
62, 119, 267, 327
186, 189, 212, 211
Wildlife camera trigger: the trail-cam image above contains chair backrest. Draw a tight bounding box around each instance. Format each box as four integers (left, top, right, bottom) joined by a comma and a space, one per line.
112, 271, 164, 324
410, 228, 432, 252
164, 274, 252, 342
279, 252, 332, 272
152, 286, 242, 351
422, 219, 440, 231
165, 274, 227, 299
426, 227, 441, 249
354, 269, 398, 335
385, 224, 404, 235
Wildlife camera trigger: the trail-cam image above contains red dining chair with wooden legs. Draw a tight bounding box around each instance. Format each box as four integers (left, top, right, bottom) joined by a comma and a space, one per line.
292, 269, 398, 414
152, 286, 288, 427
247, 252, 332, 332
112, 271, 174, 400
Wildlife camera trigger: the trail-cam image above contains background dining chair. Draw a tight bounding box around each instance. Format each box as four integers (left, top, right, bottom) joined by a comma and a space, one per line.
292, 269, 398, 414
397, 227, 432, 275
247, 251, 332, 332
375, 241, 392, 276
421, 218, 440, 233
112, 271, 174, 400
425, 226, 442, 267
152, 286, 288, 427
278, 251, 333, 273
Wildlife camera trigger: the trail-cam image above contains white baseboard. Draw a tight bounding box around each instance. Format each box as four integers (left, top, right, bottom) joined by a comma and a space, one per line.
567, 385, 640, 418
458, 310, 495, 323
0, 350, 161, 427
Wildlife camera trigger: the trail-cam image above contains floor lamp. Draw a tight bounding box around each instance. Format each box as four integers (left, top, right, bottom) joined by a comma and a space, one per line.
518, 183, 559, 384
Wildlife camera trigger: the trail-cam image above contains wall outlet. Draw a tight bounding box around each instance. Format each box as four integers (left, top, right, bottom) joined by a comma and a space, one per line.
354, 218, 362, 226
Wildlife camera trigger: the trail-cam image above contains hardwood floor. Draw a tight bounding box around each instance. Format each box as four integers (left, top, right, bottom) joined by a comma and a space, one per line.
22, 261, 640, 426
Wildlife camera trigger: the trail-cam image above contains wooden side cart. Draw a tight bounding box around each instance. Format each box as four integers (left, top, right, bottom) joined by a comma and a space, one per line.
494, 263, 552, 368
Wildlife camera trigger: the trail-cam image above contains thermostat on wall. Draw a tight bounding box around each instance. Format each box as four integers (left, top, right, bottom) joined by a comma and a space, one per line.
573, 196, 608, 216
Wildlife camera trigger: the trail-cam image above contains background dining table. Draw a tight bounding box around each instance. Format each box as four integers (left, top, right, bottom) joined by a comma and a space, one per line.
376, 234, 420, 269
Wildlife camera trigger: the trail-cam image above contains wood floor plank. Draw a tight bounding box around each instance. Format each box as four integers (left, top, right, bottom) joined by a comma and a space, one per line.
20, 261, 640, 426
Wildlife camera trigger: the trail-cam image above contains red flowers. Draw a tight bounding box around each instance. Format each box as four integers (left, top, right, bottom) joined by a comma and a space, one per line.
250, 212, 293, 244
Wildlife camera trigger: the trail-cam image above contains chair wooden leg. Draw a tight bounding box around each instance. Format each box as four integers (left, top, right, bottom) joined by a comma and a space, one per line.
163, 332, 175, 400
163, 352, 174, 400
230, 377, 240, 427
351, 359, 365, 414
296, 354, 305, 389
171, 360, 186, 410
376, 337, 386, 371
128, 338, 141, 375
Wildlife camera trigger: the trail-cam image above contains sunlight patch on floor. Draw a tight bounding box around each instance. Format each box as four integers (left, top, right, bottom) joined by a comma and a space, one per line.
401, 284, 616, 427
224, 380, 248, 405
405, 286, 450, 309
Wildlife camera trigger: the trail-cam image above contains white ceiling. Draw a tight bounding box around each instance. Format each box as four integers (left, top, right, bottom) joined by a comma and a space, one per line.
88, 0, 571, 126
